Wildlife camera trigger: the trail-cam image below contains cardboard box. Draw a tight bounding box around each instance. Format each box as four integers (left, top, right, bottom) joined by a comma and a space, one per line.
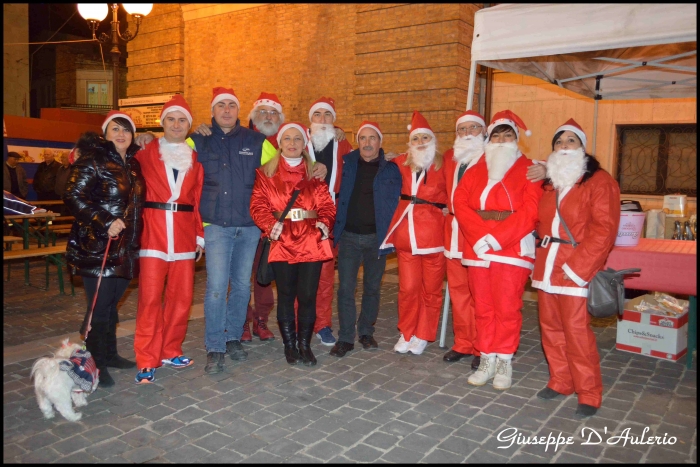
616, 295, 689, 362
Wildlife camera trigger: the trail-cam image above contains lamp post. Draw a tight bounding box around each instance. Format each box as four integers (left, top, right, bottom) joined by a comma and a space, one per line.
78, 4, 152, 110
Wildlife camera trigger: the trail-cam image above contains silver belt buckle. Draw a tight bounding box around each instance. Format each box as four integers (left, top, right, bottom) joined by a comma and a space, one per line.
171, 203, 178, 212
541, 235, 551, 248
288, 208, 304, 221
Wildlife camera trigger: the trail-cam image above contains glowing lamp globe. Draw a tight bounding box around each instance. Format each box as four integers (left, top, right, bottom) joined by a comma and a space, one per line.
78, 4, 108, 22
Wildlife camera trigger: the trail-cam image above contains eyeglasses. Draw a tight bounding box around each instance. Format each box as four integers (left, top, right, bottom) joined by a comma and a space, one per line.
258, 110, 279, 117
457, 125, 483, 135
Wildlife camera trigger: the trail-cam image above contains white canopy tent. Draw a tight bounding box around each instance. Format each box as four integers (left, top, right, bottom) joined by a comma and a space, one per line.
439, 3, 697, 347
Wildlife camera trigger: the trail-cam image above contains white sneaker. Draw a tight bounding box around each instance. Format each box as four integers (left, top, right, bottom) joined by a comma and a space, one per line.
394, 334, 413, 353
407, 337, 428, 355
467, 353, 496, 386
493, 357, 513, 390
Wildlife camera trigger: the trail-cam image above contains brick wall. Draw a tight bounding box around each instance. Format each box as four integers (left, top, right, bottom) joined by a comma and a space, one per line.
55, 48, 127, 107
3, 4, 29, 116
126, 4, 184, 97
126, 4, 483, 153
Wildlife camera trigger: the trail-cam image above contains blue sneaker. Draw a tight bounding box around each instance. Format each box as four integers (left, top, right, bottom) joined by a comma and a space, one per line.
135, 367, 156, 384
161, 355, 194, 368
316, 327, 336, 346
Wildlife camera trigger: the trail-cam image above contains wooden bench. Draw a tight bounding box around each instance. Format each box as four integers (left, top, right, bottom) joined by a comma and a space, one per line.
3, 245, 74, 295
3, 236, 24, 251
48, 216, 75, 244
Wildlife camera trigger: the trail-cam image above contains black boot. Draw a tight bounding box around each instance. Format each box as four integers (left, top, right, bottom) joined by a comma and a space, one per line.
105, 321, 136, 369
85, 323, 115, 388
278, 321, 300, 365
297, 321, 317, 366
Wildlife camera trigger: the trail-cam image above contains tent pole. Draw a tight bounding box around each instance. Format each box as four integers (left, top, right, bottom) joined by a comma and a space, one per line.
466, 60, 478, 110
593, 99, 598, 155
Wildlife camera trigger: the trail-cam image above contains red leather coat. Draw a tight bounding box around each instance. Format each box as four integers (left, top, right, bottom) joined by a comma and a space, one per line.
454, 153, 543, 269
443, 149, 483, 259
250, 158, 336, 264
380, 153, 447, 255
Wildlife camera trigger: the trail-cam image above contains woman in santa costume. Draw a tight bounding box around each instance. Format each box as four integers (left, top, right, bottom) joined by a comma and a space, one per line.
453, 110, 543, 390
532, 119, 620, 418
250, 122, 336, 366
380, 111, 447, 356
133, 95, 205, 384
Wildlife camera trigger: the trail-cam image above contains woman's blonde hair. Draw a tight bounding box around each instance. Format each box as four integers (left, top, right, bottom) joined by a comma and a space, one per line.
262, 147, 314, 179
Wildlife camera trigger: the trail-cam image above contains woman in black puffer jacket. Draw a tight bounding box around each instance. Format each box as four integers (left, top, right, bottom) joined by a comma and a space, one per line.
64, 111, 145, 388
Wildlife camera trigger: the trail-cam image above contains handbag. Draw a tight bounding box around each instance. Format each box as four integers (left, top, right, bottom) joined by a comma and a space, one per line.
555, 191, 640, 318
256, 190, 301, 286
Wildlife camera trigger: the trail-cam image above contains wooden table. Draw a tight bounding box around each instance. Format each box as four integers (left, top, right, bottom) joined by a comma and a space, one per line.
605, 239, 697, 368
4, 212, 59, 284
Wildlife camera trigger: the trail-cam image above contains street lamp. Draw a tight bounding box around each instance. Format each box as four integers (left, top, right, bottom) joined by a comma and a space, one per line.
78, 3, 152, 110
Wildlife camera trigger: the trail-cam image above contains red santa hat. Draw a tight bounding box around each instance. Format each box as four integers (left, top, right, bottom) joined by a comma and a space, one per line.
308, 97, 336, 122
555, 118, 587, 149
487, 109, 531, 140
160, 94, 193, 126
211, 87, 240, 110
357, 121, 383, 143
101, 110, 136, 134
276, 122, 316, 161
407, 110, 434, 139
253, 92, 283, 114
455, 110, 485, 131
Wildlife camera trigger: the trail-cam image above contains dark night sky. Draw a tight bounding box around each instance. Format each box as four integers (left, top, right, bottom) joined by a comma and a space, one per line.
29, 3, 129, 42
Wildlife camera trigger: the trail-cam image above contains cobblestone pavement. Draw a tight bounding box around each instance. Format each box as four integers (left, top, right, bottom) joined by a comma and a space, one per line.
3, 254, 697, 463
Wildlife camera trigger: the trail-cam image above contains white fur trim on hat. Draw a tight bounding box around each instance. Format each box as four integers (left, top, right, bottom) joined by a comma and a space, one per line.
254, 99, 282, 114
276, 123, 310, 147
308, 103, 336, 122
556, 125, 587, 149
487, 118, 531, 140
456, 114, 485, 130
102, 113, 136, 134
211, 93, 240, 110
357, 124, 383, 142
161, 105, 193, 126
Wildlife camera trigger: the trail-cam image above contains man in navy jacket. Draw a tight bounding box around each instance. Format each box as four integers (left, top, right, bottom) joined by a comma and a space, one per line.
330, 121, 401, 357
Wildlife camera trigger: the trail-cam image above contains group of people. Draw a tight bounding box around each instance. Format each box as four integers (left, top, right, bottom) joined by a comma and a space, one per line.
60, 87, 620, 419
3, 149, 72, 201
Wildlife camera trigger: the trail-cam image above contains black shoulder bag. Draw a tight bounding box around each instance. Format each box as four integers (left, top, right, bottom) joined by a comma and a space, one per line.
256, 189, 301, 286
555, 190, 640, 318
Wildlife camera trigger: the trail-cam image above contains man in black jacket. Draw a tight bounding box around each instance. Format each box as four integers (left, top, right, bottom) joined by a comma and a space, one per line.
33, 151, 61, 200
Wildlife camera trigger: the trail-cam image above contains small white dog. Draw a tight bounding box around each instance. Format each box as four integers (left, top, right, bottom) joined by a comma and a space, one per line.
30, 339, 99, 422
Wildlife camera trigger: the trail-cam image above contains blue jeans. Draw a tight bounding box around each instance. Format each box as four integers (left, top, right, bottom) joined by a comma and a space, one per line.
203, 224, 260, 352
336, 231, 387, 344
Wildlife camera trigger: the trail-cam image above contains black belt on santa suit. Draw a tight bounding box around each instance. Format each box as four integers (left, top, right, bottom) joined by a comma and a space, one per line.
400, 194, 446, 210
144, 202, 195, 212
532, 231, 573, 248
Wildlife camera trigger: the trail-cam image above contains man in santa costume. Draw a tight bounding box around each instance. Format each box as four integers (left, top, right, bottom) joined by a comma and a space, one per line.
453, 110, 543, 390
441, 111, 486, 370
133, 94, 204, 384
380, 111, 447, 356
306, 97, 354, 346
532, 119, 620, 419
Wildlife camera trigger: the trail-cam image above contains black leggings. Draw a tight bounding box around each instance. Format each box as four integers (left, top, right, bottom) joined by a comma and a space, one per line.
81, 276, 130, 332
271, 261, 323, 325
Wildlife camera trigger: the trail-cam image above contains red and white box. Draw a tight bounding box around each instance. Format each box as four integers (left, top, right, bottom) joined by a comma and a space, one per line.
616, 295, 689, 362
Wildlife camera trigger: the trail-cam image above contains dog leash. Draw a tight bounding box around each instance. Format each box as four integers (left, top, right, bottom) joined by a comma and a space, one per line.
82, 235, 118, 343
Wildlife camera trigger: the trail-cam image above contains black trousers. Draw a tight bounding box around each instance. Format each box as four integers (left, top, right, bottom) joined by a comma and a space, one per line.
81, 276, 130, 333
271, 261, 323, 325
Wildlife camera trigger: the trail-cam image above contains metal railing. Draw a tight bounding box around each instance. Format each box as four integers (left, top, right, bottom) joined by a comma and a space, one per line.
59, 104, 112, 114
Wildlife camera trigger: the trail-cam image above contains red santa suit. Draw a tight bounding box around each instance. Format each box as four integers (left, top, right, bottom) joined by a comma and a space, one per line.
312, 137, 352, 333
443, 149, 480, 356
134, 138, 204, 369
380, 152, 447, 342
453, 152, 542, 355
532, 122, 620, 408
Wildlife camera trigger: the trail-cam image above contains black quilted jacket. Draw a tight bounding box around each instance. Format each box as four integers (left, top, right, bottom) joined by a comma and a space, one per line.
63, 132, 145, 279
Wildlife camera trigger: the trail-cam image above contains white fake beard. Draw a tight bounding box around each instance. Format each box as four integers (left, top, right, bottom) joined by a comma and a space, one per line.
484, 141, 519, 181
159, 137, 193, 173
453, 134, 486, 165
310, 123, 336, 151
251, 112, 283, 137
546, 148, 586, 190
406, 140, 437, 172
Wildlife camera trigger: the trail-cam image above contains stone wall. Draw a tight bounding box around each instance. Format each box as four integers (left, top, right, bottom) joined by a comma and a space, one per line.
3, 4, 29, 116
